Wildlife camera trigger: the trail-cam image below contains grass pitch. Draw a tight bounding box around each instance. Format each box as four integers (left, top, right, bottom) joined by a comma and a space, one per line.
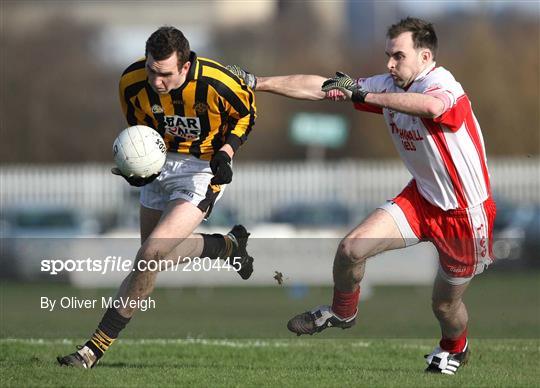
1, 338, 539, 387
1, 270, 539, 386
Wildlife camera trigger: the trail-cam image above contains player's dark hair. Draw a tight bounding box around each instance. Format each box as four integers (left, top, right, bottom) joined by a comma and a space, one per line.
387, 17, 438, 58
145, 26, 190, 67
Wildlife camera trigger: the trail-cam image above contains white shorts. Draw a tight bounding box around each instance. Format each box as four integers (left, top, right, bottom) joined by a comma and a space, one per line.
140, 153, 225, 216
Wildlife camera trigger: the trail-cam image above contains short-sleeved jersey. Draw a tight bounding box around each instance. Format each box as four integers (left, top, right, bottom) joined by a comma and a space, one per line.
355, 64, 491, 210
119, 52, 256, 160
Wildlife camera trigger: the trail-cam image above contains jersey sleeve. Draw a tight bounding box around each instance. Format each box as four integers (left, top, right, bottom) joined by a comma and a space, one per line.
422, 70, 467, 131
352, 74, 389, 114
423, 83, 455, 117
205, 75, 257, 152
431, 94, 470, 131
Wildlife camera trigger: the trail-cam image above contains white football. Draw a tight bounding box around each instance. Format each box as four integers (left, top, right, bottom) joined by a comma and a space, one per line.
113, 125, 166, 177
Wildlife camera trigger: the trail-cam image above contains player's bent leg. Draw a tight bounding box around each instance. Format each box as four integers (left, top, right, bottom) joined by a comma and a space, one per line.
58, 200, 205, 368
425, 271, 471, 374
118, 199, 206, 316
287, 209, 406, 336
334, 208, 406, 291
58, 200, 255, 367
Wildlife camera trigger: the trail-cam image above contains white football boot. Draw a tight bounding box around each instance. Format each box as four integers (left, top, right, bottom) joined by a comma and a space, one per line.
425, 340, 470, 375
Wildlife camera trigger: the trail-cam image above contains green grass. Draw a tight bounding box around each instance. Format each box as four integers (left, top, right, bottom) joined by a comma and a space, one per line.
1, 338, 539, 387
0, 271, 539, 386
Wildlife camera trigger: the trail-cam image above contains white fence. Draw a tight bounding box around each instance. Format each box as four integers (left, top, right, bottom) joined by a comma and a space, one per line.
1, 158, 539, 222
0, 164, 126, 211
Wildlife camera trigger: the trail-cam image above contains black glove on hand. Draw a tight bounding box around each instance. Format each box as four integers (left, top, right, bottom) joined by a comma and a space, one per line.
321, 72, 368, 103
226, 65, 257, 90
210, 151, 233, 185
111, 167, 160, 187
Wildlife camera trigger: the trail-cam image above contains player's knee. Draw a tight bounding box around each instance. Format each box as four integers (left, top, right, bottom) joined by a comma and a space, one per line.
336, 238, 367, 267
135, 246, 165, 272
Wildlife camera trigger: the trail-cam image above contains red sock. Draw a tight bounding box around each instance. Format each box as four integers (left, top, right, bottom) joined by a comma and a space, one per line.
331, 286, 360, 319
439, 328, 468, 353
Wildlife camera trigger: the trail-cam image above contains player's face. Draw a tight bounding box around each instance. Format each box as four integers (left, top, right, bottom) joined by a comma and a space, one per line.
385, 32, 431, 89
146, 52, 191, 95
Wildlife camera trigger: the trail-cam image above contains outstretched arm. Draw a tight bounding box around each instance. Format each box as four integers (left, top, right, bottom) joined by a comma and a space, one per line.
255, 75, 328, 100
226, 65, 327, 101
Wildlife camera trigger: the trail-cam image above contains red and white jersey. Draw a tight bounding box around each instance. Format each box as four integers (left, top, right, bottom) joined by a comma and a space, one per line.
355, 63, 491, 210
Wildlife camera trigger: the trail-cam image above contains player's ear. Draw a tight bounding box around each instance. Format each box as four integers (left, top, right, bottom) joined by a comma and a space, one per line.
180, 61, 191, 74
421, 49, 432, 64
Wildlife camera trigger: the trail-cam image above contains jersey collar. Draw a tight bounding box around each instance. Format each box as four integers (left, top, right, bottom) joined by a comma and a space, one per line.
402, 62, 436, 91
185, 51, 199, 82
414, 62, 436, 83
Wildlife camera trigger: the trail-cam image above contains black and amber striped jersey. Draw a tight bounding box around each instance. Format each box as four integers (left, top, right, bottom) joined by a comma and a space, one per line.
119, 52, 256, 160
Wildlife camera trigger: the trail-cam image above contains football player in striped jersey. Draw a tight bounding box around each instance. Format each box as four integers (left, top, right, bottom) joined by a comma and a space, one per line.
58, 26, 256, 368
